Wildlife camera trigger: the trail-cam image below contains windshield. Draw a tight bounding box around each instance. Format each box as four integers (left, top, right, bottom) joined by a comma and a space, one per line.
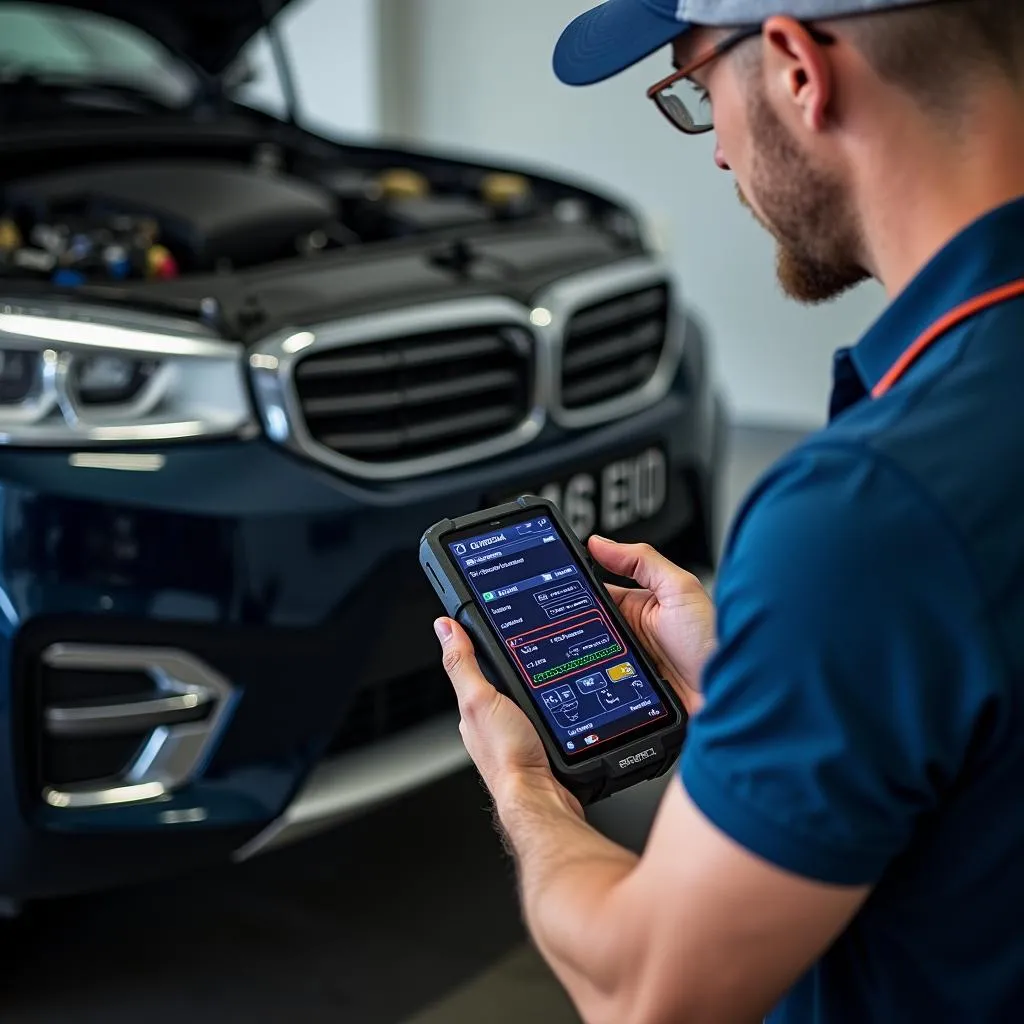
0, 2, 198, 108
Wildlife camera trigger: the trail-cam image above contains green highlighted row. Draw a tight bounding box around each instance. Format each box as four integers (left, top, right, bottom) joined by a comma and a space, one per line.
532, 644, 623, 684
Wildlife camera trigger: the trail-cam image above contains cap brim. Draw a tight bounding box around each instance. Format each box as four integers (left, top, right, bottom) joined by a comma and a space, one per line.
553, 0, 692, 86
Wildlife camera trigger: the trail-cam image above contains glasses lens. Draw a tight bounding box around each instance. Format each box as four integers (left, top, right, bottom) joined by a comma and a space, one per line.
657, 79, 713, 132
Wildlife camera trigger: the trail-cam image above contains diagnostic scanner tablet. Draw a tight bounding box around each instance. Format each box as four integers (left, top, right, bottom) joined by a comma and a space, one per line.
420, 495, 687, 805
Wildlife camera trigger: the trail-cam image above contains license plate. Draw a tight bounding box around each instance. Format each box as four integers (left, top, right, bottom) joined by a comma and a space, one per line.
491, 444, 669, 541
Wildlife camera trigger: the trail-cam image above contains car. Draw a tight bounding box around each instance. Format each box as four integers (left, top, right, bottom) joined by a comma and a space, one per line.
0, 0, 725, 910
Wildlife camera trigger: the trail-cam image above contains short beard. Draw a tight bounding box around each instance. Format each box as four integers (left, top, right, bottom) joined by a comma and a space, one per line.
739, 90, 869, 304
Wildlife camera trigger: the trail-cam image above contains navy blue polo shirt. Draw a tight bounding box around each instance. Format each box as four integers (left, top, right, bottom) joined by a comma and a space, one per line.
680, 195, 1024, 1023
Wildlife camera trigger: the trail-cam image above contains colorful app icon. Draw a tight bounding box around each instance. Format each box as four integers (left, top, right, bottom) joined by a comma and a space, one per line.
606, 662, 636, 682
584, 734, 599, 745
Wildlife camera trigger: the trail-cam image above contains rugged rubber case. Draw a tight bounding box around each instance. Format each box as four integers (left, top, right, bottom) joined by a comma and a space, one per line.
419, 495, 687, 806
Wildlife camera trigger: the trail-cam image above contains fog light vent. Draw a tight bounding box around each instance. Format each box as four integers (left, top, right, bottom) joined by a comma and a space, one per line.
37, 644, 234, 809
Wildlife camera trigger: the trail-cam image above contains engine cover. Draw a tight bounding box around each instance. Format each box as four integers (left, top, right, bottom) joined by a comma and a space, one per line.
6, 159, 337, 270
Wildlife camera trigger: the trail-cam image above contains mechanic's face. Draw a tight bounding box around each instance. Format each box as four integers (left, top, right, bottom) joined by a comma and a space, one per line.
676, 32, 868, 303
740, 82, 868, 303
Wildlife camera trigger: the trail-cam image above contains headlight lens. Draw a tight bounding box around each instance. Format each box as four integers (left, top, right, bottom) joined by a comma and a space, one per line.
0, 303, 253, 444
0, 348, 40, 404
71, 354, 160, 406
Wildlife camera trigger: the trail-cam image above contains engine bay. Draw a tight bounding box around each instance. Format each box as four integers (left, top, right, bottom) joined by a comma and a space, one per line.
0, 149, 562, 288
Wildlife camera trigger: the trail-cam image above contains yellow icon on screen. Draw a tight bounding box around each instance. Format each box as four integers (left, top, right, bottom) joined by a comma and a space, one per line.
607, 662, 636, 682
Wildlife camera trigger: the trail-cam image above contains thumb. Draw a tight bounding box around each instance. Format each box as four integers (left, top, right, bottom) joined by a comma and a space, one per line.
434, 617, 499, 710
588, 535, 691, 600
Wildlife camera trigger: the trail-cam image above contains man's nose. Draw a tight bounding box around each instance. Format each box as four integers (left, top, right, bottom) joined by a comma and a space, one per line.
715, 145, 730, 171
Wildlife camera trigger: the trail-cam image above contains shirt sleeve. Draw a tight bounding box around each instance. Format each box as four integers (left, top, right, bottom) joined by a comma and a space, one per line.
680, 442, 1004, 886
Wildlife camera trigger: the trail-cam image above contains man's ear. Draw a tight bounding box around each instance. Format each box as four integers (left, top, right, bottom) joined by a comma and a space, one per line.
761, 15, 835, 132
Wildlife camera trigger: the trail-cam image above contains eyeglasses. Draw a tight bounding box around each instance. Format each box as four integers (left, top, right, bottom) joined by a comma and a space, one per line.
647, 23, 836, 135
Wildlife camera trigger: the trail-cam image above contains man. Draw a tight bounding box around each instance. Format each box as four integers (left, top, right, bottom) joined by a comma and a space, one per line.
432, 1, 1024, 1020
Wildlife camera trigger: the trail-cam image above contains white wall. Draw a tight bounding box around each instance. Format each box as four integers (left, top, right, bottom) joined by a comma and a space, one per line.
237, 0, 380, 140
378, 0, 889, 429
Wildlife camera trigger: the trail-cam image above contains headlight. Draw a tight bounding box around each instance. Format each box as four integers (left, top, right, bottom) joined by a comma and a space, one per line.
0, 302, 253, 444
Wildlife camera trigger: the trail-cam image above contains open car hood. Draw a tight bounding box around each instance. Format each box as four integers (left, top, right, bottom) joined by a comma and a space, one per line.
22, 0, 295, 75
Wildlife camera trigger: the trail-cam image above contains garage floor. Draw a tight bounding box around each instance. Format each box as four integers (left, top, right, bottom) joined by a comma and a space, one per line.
0, 426, 803, 1024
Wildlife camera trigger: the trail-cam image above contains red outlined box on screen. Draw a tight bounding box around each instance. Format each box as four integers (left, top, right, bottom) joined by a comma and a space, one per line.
507, 607, 626, 688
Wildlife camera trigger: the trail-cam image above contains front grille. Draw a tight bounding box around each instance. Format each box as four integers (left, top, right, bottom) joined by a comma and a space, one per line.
293, 324, 534, 464
560, 283, 670, 410
326, 668, 457, 758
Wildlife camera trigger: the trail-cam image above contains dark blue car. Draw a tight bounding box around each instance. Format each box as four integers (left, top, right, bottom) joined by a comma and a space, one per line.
0, 0, 724, 909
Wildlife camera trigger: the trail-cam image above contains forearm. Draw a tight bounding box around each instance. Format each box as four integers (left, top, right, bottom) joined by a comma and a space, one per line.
495, 774, 642, 1022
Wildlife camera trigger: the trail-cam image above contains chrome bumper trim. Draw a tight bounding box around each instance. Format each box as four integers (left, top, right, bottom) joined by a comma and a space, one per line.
45, 692, 211, 737
40, 644, 235, 810
234, 713, 469, 860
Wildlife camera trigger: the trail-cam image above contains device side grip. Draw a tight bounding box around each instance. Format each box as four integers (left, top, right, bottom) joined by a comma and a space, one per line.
455, 604, 520, 694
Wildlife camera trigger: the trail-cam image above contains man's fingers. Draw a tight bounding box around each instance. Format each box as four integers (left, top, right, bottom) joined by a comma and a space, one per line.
588, 534, 693, 599
434, 617, 498, 720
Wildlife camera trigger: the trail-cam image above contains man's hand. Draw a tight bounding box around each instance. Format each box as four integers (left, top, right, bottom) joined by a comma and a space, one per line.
433, 617, 584, 819
588, 536, 715, 717
434, 535, 714, 808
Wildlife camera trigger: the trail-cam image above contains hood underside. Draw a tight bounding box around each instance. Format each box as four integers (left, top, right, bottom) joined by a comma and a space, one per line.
21, 0, 294, 75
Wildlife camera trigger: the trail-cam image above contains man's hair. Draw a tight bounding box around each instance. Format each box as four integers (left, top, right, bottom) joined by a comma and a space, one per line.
844, 0, 1024, 106
737, 1, 1024, 115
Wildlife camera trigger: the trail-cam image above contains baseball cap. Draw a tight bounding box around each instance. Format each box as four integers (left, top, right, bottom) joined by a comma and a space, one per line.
552, 0, 932, 86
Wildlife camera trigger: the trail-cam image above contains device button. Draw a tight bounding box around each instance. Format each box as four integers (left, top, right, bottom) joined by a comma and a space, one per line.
555, 704, 582, 726
606, 662, 636, 683
575, 673, 605, 693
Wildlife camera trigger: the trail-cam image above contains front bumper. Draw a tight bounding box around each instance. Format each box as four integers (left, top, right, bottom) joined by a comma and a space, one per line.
0, 358, 724, 900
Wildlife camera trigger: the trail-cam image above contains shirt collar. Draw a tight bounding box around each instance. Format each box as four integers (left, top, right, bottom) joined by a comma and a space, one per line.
829, 347, 867, 420
847, 194, 1024, 400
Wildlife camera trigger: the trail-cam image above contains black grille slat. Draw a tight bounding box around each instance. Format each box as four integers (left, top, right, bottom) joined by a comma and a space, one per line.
402, 334, 511, 367
320, 405, 519, 454
294, 323, 532, 464
566, 287, 667, 336
294, 333, 510, 380
302, 368, 519, 417
296, 349, 401, 378
561, 284, 670, 411
563, 355, 661, 408
562, 319, 663, 375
